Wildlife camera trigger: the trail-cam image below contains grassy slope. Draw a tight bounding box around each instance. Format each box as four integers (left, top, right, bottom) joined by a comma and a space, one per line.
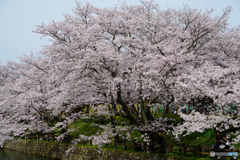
68, 119, 102, 137
55, 113, 239, 159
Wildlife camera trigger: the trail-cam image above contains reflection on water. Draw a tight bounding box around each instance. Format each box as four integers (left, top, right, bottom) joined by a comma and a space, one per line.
0, 149, 55, 160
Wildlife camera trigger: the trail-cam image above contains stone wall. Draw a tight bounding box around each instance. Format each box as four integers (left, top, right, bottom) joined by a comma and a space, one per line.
3, 139, 175, 160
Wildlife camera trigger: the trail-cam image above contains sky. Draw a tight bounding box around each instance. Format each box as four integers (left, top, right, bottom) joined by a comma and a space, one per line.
0, 0, 240, 64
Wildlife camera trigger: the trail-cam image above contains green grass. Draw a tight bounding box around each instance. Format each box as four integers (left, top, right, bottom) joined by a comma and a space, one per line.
68, 119, 102, 137
53, 127, 61, 132
164, 113, 181, 126
181, 129, 216, 146
67, 114, 238, 152
161, 114, 222, 146
128, 130, 142, 140
21, 139, 71, 145
153, 112, 163, 118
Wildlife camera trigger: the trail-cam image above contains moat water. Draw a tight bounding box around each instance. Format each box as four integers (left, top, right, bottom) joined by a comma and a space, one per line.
0, 149, 54, 160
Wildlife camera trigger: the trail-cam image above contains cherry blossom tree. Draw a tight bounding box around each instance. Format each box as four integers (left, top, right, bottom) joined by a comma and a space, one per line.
32, 0, 237, 152
0, 62, 32, 147
0, 0, 240, 153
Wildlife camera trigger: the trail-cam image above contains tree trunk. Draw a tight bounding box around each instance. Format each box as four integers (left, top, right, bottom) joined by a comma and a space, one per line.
149, 132, 169, 153
111, 93, 117, 114
146, 106, 154, 122
86, 104, 90, 114
117, 83, 139, 126
115, 83, 168, 153
131, 104, 141, 124
162, 95, 174, 118
140, 101, 150, 126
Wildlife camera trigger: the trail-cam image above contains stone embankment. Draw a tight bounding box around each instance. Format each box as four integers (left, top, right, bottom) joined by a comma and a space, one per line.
4, 139, 177, 160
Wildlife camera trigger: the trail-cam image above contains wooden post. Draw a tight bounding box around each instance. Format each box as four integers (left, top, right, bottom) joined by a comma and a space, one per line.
151, 142, 154, 153
169, 143, 172, 153
124, 138, 127, 150
134, 140, 136, 151
114, 136, 117, 149
48, 135, 49, 141
179, 145, 182, 154
198, 145, 200, 158
143, 142, 146, 152
183, 144, 186, 156
75, 118, 78, 139
90, 139, 92, 146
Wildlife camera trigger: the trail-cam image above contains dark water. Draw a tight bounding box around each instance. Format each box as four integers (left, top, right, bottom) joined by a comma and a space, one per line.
0, 149, 54, 160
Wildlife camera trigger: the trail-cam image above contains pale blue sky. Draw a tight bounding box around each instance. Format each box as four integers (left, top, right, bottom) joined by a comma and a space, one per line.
0, 0, 240, 64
